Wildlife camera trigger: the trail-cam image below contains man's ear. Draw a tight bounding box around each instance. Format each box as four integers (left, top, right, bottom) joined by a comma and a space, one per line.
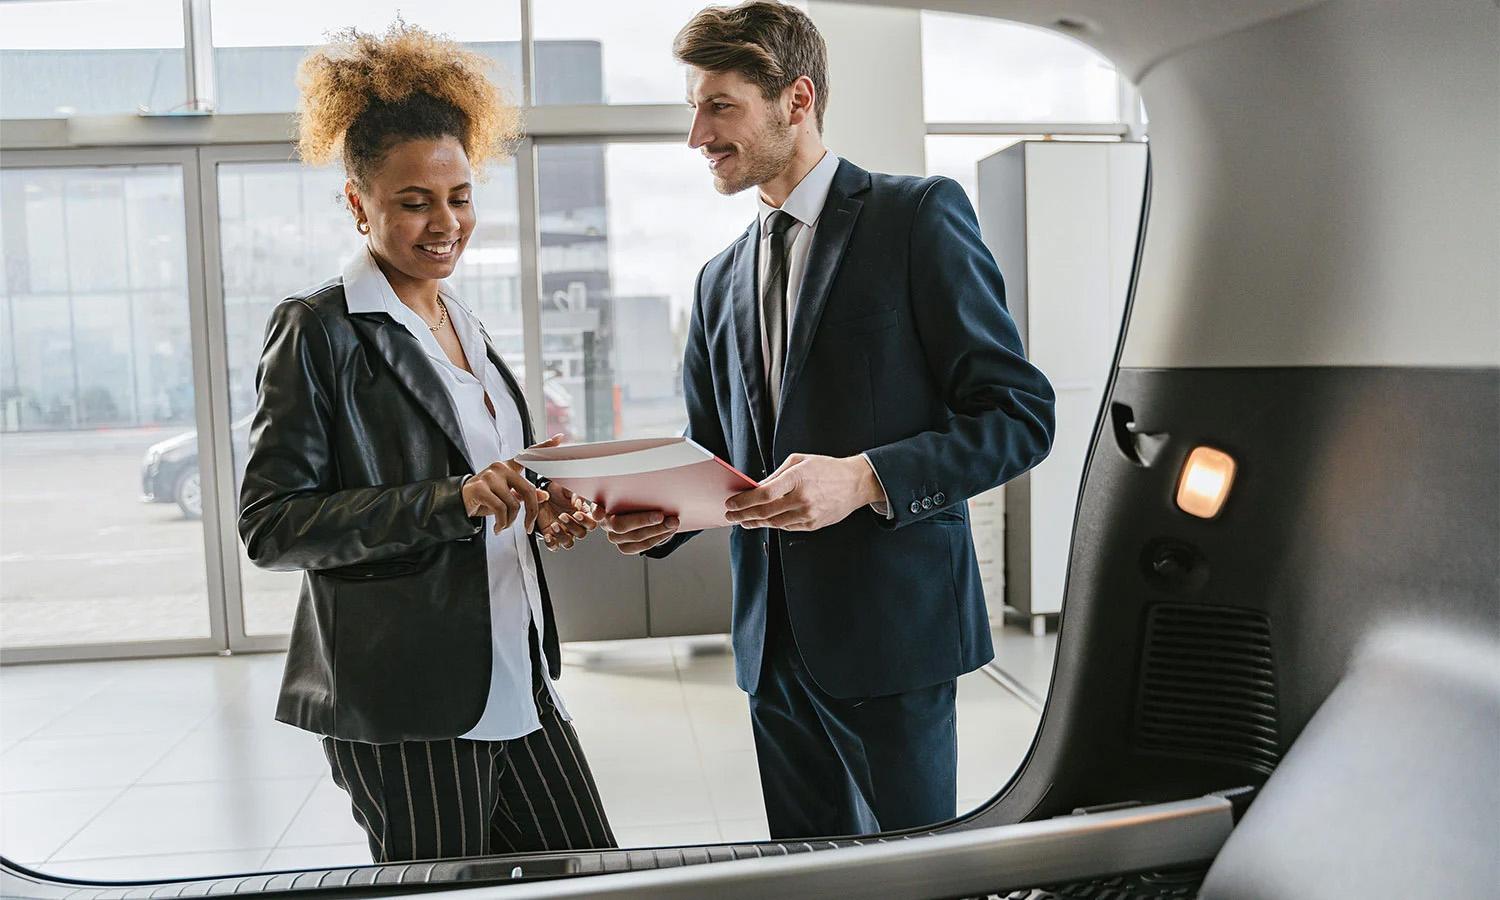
787, 75, 817, 128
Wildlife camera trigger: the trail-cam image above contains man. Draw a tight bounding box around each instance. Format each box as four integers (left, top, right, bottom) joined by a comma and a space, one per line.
603, 1, 1055, 839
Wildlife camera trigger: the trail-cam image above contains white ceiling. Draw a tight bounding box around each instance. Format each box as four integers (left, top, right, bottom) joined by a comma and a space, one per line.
825, 0, 1330, 81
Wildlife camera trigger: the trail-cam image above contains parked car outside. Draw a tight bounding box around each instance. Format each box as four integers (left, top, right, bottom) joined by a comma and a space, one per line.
142, 385, 574, 519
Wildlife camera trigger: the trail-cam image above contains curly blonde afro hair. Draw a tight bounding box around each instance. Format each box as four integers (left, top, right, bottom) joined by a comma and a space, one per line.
295, 21, 521, 185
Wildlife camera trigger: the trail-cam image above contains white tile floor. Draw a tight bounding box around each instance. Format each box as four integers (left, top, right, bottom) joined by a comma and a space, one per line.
0, 632, 1044, 883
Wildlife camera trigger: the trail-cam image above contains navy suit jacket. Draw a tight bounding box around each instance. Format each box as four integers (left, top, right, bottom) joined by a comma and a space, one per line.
649, 159, 1055, 699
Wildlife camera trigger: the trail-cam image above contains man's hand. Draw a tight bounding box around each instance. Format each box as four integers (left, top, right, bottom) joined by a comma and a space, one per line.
537, 483, 601, 551
724, 453, 884, 531
603, 509, 681, 556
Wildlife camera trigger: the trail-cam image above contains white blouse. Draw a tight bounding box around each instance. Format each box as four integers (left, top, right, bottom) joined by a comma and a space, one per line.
341, 248, 569, 741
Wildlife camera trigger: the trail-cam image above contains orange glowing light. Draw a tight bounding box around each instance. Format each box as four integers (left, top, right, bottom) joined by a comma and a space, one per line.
1176, 446, 1236, 519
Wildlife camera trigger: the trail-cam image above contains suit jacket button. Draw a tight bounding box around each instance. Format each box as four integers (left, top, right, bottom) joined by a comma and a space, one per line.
934, 492, 946, 505
909, 500, 922, 514
921, 497, 933, 510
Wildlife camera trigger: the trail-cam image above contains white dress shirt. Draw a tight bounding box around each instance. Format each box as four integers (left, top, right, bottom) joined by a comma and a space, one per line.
342, 248, 568, 741
756, 150, 891, 516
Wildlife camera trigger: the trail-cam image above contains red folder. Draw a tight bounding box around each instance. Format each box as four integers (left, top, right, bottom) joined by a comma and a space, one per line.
515, 437, 759, 532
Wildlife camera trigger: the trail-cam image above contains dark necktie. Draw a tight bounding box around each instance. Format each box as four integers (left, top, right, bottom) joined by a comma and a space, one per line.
761, 209, 798, 423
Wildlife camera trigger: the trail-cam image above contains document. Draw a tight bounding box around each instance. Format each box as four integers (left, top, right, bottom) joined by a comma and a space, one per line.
515, 437, 759, 531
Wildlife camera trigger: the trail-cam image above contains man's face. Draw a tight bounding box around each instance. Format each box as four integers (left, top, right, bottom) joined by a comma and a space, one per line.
686, 68, 797, 196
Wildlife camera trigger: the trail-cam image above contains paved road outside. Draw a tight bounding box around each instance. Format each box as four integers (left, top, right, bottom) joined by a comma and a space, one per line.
0, 428, 298, 648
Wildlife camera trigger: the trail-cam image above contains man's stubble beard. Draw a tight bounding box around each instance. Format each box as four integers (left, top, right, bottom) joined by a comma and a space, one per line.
713, 110, 797, 196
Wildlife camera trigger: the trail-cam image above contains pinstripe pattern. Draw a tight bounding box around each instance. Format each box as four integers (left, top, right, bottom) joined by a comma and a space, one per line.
451, 740, 466, 858
322, 687, 614, 862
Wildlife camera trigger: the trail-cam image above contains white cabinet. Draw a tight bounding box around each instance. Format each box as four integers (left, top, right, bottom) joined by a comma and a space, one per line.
977, 140, 1148, 633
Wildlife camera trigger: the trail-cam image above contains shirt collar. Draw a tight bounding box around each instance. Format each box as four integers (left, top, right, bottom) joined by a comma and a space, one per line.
341, 246, 476, 352
757, 150, 840, 236
342, 243, 469, 312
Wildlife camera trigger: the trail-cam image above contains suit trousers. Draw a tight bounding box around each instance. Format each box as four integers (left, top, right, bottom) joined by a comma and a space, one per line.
321, 637, 615, 862
749, 540, 958, 839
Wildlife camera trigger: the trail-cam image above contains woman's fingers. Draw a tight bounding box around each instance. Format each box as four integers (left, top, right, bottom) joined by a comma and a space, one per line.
545, 525, 576, 551
468, 477, 516, 530
527, 433, 565, 450
515, 483, 542, 533
480, 469, 523, 532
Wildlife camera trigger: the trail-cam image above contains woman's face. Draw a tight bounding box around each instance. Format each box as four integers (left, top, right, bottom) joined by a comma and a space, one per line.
347, 135, 476, 283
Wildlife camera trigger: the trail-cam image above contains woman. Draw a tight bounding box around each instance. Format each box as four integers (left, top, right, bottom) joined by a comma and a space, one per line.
238, 23, 615, 862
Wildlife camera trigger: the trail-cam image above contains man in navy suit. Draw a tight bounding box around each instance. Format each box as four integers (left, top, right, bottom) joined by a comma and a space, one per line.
604, 1, 1055, 839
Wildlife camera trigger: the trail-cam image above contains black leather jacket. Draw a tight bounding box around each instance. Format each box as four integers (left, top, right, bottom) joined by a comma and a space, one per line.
238, 278, 560, 743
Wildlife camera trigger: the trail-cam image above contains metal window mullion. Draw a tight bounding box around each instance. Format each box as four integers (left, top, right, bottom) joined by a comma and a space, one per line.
520, 0, 537, 108
180, 146, 235, 654
515, 137, 546, 430
181, 0, 217, 112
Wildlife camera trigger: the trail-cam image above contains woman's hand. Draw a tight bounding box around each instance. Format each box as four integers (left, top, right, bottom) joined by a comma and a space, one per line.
462, 462, 546, 534
537, 484, 601, 551
513, 433, 600, 551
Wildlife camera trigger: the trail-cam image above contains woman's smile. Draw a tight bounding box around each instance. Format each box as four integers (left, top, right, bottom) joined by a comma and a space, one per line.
417, 238, 460, 260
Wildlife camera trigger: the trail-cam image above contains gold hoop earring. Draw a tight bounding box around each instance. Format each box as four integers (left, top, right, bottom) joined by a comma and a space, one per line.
356, 220, 370, 235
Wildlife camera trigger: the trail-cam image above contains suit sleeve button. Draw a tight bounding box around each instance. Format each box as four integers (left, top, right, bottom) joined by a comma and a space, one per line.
934, 492, 946, 505
921, 497, 933, 510
908, 501, 922, 514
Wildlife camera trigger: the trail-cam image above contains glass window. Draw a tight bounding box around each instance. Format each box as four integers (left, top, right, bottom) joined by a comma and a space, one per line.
535, 141, 755, 442
0, 0, 186, 118
0, 164, 213, 647
208, 0, 522, 114
531, 1, 810, 105
215, 156, 521, 636
921, 12, 1120, 123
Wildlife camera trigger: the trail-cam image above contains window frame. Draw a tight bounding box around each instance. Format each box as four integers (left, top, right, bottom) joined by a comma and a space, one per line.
0, 145, 230, 663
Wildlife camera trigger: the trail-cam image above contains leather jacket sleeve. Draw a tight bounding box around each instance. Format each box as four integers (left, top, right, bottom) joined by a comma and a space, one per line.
237, 299, 481, 573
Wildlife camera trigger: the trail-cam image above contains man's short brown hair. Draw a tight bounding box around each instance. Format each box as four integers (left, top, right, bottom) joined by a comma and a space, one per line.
674, 1, 829, 131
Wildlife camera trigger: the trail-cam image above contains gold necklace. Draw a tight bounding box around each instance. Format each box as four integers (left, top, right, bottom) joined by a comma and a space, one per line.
427, 298, 449, 333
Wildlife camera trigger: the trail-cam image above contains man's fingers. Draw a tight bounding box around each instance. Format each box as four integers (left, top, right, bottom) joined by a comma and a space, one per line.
726, 491, 802, 524
605, 522, 675, 545
616, 534, 673, 556
604, 510, 670, 534
605, 519, 679, 546
725, 485, 775, 513
764, 454, 801, 481
761, 511, 811, 529
725, 474, 797, 513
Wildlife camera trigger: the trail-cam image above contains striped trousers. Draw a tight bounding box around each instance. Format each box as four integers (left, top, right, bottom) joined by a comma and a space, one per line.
321, 680, 616, 862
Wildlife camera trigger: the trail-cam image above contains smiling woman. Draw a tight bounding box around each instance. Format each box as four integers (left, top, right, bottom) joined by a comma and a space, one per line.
231, 21, 617, 864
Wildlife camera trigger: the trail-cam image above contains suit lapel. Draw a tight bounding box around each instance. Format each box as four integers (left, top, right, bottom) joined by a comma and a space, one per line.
778, 161, 869, 426
727, 222, 771, 466
349, 313, 472, 467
